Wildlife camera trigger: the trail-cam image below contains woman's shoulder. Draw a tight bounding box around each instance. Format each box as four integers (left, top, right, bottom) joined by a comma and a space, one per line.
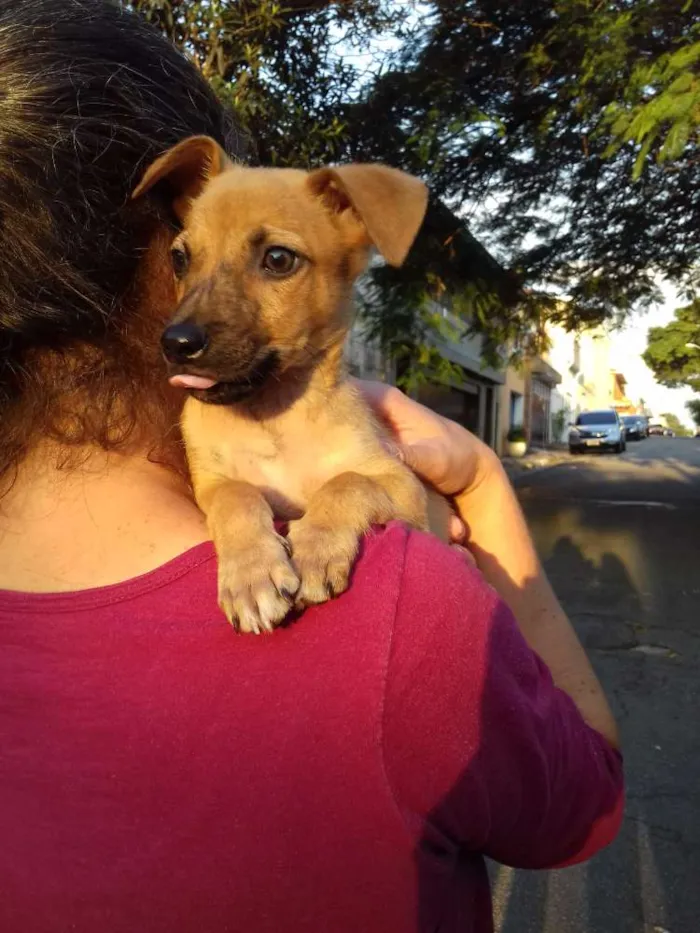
362, 522, 504, 690
356, 521, 488, 600
0, 523, 490, 649
354, 521, 498, 642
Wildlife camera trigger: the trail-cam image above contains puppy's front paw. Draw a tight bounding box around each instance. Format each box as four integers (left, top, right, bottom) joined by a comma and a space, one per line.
287, 520, 360, 608
217, 534, 300, 634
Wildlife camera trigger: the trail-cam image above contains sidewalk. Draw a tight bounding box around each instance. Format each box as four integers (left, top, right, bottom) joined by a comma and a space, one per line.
501, 446, 572, 482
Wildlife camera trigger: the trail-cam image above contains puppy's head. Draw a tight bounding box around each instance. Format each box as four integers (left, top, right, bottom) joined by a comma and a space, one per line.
132, 136, 428, 405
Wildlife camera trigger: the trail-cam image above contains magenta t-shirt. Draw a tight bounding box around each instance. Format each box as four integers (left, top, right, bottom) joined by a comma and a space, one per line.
0, 523, 623, 933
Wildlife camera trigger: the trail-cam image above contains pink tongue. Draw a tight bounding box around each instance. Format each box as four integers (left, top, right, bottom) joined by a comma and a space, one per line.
169, 374, 218, 390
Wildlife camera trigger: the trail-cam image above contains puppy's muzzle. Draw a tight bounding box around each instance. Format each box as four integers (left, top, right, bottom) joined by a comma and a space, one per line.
161, 322, 209, 364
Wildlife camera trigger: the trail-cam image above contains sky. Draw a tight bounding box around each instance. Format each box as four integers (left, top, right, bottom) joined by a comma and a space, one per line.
609, 282, 695, 429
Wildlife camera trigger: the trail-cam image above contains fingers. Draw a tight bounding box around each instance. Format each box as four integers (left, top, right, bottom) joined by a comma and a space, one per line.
352, 378, 484, 497
353, 378, 440, 426
449, 513, 467, 543
351, 378, 406, 425
350, 377, 392, 408
397, 439, 446, 488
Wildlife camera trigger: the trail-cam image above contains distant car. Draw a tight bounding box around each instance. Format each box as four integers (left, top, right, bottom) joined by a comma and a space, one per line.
648, 423, 665, 436
621, 415, 645, 441
569, 409, 627, 454
664, 428, 675, 437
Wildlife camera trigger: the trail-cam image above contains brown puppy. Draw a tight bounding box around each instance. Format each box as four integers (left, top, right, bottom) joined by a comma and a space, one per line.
133, 136, 450, 633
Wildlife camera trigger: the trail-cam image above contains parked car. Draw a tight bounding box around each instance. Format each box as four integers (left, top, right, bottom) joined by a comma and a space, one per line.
621, 415, 646, 441
569, 409, 627, 454
664, 428, 675, 437
648, 423, 665, 436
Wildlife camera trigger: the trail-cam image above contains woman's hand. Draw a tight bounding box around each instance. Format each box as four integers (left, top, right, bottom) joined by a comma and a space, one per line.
354, 380, 619, 749
354, 379, 502, 552
355, 379, 500, 499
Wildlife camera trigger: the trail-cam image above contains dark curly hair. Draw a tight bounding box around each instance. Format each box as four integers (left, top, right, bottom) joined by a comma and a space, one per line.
0, 0, 244, 480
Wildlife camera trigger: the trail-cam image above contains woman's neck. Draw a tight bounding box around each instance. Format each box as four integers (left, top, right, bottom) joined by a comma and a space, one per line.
0, 445, 209, 593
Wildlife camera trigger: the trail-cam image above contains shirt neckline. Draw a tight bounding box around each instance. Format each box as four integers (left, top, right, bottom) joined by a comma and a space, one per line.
0, 541, 216, 614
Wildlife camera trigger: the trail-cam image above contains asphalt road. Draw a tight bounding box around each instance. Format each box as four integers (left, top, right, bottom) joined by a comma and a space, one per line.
491, 437, 700, 933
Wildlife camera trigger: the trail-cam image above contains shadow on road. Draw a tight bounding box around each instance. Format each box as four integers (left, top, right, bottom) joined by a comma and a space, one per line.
515, 453, 700, 504
489, 469, 700, 933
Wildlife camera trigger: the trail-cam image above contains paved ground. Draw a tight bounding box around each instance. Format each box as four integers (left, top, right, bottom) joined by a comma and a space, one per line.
491, 437, 700, 933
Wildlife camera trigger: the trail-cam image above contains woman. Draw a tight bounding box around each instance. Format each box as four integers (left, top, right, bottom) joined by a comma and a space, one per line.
0, 2, 622, 932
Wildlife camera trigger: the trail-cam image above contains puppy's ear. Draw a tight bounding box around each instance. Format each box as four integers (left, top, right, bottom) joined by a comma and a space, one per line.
307, 164, 428, 267
131, 135, 229, 222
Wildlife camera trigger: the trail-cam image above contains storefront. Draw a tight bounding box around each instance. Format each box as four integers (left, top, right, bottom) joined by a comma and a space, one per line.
415, 334, 505, 447
416, 376, 494, 439
345, 309, 506, 449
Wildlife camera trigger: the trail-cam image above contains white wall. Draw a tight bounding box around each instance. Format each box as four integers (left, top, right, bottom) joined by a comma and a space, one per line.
545, 323, 614, 439
550, 388, 570, 443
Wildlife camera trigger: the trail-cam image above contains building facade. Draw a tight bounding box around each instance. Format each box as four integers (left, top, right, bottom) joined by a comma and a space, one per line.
525, 356, 563, 447
345, 306, 507, 451
344, 319, 394, 383
610, 372, 637, 415
546, 324, 615, 442
415, 311, 505, 448
497, 364, 526, 452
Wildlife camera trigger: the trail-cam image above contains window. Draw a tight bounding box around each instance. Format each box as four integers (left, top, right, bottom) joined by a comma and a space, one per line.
577, 411, 617, 426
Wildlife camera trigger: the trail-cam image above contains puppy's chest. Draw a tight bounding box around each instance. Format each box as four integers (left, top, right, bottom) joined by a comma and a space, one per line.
196, 417, 365, 520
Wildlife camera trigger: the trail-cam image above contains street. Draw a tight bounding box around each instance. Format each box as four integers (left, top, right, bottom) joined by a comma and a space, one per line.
492, 437, 700, 933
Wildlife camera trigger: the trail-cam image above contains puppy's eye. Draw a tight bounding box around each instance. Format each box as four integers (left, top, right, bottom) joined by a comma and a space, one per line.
262, 246, 299, 277
171, 243, 190, 279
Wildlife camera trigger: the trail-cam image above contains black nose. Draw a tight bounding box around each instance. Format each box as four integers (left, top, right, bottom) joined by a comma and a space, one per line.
161, 323, 208, 363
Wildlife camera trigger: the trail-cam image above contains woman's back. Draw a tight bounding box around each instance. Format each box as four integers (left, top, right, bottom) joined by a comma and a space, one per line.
0, 4, 622, 929
0, 524, 622, 933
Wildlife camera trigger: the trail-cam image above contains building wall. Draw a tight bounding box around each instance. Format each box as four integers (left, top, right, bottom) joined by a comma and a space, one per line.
345, 319, 395, 382
610, 373, 637, 414
586, 331, 614, 409
528, 374, 553, 447
345, 315, 506, 450
497, 365, 526, 455
546, 324, 614, 441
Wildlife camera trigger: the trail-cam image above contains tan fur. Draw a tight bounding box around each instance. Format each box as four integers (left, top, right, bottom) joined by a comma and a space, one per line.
133, 136, 451, 633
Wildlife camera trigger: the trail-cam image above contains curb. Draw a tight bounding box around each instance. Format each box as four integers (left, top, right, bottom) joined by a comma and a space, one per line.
502, 456, 573, 485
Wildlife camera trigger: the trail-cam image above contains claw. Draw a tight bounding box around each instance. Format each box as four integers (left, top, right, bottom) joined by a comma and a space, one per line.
215, 537, 299, 634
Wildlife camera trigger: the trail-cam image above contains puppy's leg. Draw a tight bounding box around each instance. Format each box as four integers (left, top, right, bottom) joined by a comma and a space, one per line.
196, 475, 300, 633
288, 462, 428, 607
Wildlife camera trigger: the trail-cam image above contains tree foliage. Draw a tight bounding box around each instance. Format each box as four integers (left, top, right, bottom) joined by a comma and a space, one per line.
686, 398, 700, 427
644, 300, 700, 392
125, 0, 531, 378
125, 0, 700, 372
602, 35, 700, 180
127, 0, 402, 166
530, 1, 700, 180
660, 412, 692, 435
353, 1, 700, 326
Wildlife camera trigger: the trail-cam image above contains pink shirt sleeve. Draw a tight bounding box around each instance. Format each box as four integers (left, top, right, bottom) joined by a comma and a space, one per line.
382, 530, 624, 870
